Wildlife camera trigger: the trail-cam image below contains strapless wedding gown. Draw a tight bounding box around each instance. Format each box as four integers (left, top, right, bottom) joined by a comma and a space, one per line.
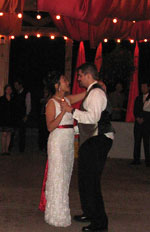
45, 98, 74, 227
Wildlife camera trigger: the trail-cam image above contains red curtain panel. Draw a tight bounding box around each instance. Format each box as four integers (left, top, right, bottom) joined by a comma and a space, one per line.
0, 0, 24, 35
37, 0, 150, 47
94, 42, 102, 72
72, 41, 86, 109
126, 42, 139, 122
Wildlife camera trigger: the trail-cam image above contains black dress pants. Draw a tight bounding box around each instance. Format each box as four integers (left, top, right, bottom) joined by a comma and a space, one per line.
133, 123, 150, 164
78, 135, 112, 227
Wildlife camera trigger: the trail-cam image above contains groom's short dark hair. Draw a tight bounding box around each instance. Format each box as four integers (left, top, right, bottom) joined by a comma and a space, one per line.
77, 63, 99, 80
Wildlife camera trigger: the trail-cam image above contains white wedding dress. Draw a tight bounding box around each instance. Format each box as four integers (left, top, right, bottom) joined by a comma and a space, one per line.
45, 97, 74, 227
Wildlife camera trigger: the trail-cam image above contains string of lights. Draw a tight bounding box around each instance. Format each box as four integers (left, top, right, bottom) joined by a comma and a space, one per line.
0, 13, 149, 43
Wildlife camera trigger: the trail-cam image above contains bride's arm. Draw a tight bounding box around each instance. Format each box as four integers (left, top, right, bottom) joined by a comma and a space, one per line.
66, 91, 86, 105
46, 99, 66, 132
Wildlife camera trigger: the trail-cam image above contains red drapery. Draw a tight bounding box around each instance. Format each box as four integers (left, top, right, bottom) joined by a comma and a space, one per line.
38, 0, 113, 25
38, 0, 150, 48
39, 160, 48, 212
0, 0, 24, 35
72, 41, 86, 109
94, 42, 102, 72
38, 0, 150, 25
125, 42, 139, 122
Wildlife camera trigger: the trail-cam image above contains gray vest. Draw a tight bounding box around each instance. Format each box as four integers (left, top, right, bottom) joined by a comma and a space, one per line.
78, 83, 114, 146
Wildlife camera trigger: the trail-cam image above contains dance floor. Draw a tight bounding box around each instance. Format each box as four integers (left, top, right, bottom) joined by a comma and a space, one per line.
0, 151, 150, 232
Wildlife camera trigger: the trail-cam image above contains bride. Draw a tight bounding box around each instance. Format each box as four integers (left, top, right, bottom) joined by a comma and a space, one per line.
42, 71, 85, 227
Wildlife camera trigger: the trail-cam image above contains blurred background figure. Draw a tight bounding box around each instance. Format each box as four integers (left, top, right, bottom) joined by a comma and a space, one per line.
38, 87, 50, 152
131, 82, 150, 167
109, 82, 126, 121
0, 85, 14, 155
13, 80, 31, 153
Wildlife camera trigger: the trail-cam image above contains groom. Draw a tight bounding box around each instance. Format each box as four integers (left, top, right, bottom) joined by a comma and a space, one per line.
61, 63, 114, 232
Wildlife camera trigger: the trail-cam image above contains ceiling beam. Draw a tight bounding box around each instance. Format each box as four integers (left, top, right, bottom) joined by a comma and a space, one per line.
21, 26, 61, 37
23, 0, 37, 11
23, 13, 52, 27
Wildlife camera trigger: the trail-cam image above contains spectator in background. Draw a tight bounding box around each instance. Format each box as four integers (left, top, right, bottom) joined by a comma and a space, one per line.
131, 82, 150, 167
38, 87, 50, 152
13, 80, 31, 153
0, 85, 14, 155
109, 82, 126, 121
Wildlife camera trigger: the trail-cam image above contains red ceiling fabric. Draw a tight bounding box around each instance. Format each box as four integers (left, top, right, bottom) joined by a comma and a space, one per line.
125, 42, 139, 122
0, 0, 24, 35
0, 0, 20, 12
38, 0, 150, 24
89, 18, 133, 48
72, 41, 86, 109
38, 0, 150, 47
38, 0, 113, 25
94, 42, 102, 72
108, 0, 150, 21
130, 21, 150, 41
50, 14, 89, 41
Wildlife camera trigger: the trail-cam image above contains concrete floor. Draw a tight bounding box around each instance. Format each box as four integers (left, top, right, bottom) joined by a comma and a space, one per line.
0, 151, 150, 232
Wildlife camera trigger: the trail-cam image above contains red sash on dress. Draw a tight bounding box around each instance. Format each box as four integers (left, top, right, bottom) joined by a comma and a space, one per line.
57, 125, 73, 128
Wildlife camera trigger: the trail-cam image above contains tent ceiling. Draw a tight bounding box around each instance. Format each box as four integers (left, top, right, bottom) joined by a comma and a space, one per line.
1, 0, 150, 47
37, 0, 150, 47
24, 0, 37, 11
0, 0, 60, 37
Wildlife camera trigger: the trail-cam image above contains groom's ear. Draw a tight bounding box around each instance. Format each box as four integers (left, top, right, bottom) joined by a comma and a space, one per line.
87, 73, 92, 80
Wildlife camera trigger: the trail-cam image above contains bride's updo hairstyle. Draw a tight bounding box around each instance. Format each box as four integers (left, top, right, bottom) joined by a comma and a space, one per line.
45, 71, 63, 96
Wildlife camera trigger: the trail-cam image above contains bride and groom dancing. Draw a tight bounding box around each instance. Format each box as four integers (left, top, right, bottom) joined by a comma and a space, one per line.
39, 63, 114, 232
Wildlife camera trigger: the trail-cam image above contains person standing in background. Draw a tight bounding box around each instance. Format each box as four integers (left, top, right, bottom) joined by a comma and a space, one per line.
0, 85, 14, 155
131, 82, 150, 167
109, 82, 126, 121
13, 80, 31, 153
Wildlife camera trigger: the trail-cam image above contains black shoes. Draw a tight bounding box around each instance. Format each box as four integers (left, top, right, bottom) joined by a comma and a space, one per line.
82, 224, 108, 232
74, 214, 91, 222
74, 214, 108, 231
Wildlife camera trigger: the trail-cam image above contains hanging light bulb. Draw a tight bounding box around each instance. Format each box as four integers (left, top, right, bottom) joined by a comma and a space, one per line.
17, 13, 22, 19
50, 35, 55, 40
104, 38, 108, 43
36, 14, 41, 20
130, 39, 134, 44
56, 15, 61, 20
10, 35, 15, 40
63, 36, 68, 40
113, 18, 118, 23
117, 39, 121, 43
144, 39, 148, 42
132, 20, 136, 23
24, 35, 29, 39
0, 12, 4, 16
36, 33, 41, 38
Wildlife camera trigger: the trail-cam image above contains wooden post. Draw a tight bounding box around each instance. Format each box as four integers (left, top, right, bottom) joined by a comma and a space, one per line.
65, 38, 73, 83
0, 36, 10, 96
